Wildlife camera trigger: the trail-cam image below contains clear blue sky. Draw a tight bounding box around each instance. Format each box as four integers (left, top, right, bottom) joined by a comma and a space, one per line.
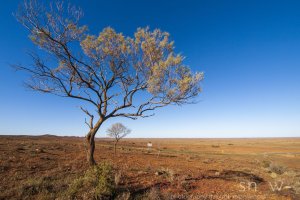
1, 0, 300, 138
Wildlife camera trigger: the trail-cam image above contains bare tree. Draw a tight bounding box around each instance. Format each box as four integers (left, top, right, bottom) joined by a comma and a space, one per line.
15, 0, 204, 165
107, 123, 130, 155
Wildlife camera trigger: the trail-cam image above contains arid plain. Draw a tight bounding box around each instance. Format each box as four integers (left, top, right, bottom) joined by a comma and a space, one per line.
0, 136, 299, 199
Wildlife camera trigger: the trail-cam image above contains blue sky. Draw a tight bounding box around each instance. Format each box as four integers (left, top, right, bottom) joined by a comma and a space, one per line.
0, 0, 300, 138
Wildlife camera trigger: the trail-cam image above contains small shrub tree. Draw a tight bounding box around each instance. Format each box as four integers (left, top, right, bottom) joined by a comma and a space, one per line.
107, 123, 131, 155
66, 162, 114, 199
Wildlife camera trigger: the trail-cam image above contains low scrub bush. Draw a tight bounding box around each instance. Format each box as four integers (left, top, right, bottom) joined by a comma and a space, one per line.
262, 160, 271, 168
157, 167, 175, 182
269, 163, 285, 175
20, 176, 55, 199
261, 160, 285, 175
65, 162, 115, 199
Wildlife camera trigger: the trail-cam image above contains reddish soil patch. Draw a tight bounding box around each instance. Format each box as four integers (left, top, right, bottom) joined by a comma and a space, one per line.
0, 136, 299, 199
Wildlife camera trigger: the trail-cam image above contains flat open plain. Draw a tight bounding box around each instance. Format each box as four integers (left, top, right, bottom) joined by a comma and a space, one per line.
0, 136, 299, 199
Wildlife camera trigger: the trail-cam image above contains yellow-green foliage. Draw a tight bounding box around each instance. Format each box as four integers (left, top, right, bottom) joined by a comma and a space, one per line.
80, 26, 203, 102
17, 0, 203, 120
66, 162, 114, 199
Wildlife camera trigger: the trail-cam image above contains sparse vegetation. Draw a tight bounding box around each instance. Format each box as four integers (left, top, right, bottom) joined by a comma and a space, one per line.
21, 176, 54, 199
65, 162, 115, 199
281, 170, 300, 195
269, 163, 285, 175
262, 161, 286, 175
1, 136, 300, 200
159, 167, 175, 182
260, 160, 300, 195
262, 160, 271, 168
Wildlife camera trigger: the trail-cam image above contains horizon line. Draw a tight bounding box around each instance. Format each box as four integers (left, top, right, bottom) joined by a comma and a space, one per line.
1, 134, 299, 139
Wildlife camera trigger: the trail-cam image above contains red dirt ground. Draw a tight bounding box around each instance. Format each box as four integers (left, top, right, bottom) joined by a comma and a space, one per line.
0, 136, 299, 199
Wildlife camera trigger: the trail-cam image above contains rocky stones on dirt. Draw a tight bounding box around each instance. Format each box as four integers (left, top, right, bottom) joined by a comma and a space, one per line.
35, 148, 44, 153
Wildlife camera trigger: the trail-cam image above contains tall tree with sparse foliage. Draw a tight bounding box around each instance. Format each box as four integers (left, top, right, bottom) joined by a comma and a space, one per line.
107, 123, 131, 155
15, 0, 204, 165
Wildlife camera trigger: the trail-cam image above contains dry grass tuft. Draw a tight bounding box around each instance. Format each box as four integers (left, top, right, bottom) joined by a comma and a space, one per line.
156, 167, 175, 182
269, 163, 285, 175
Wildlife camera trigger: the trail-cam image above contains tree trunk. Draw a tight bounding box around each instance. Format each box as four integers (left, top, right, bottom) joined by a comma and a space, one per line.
86, 132, 96, 165
86, 119, 103, 166
114, 142, 117, 155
